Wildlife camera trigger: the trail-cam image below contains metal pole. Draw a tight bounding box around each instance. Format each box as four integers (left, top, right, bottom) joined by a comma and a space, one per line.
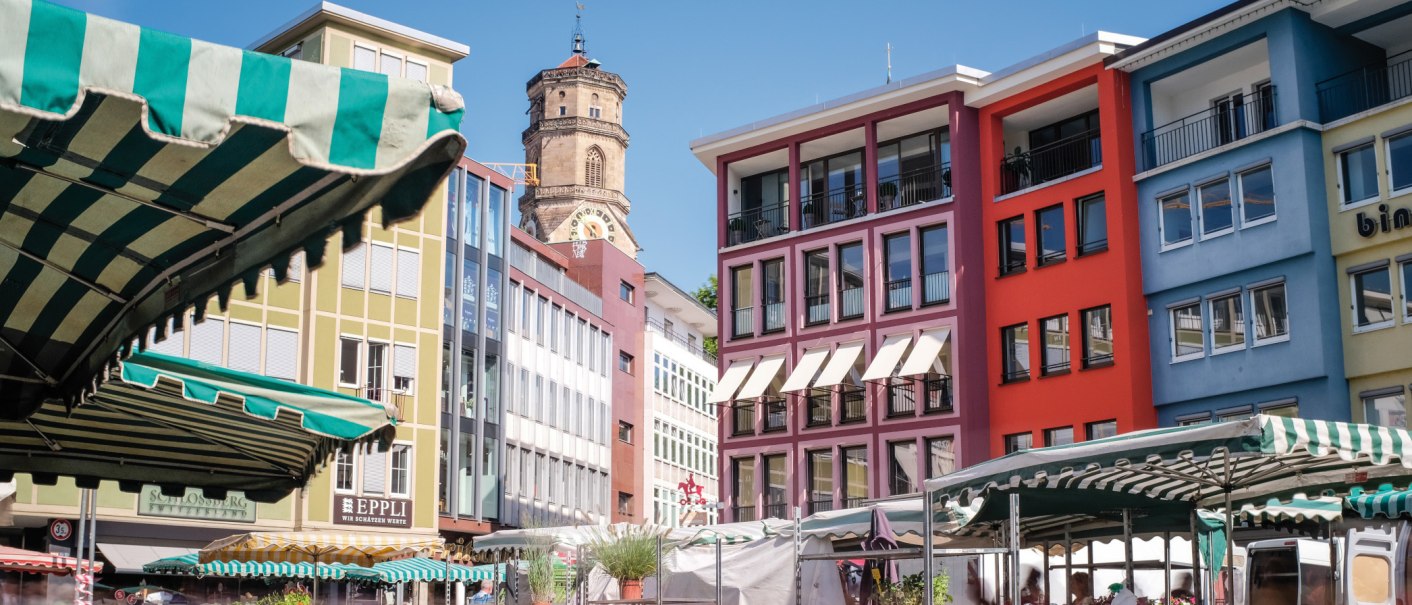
1123, 508, 1135, 590
715, 539, 724, 605
923, 497, 935, 605
86, 491, 96, 605
794, 509, 803, 605
655, 535, 664, 605
577, 546, 584, 605
1042, 540, 1050, 605
1191, 510, 1203, 605
1164, 531, 1172, 602
1064, 526, 1073, 605
312, 556, 319, 605
73, 490, 87, 605
1224, 490, 1235, 605
1008, 493, 1020, 605
446, 545, 453, 605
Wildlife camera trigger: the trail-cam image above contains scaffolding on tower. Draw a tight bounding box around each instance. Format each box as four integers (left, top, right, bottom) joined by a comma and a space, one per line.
482, 163, 540, 187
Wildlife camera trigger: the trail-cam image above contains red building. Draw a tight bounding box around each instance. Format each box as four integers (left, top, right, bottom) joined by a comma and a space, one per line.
976, 37, 1156, 455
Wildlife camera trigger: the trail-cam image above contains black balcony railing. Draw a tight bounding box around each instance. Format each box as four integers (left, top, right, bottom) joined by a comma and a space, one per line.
731, 306, 754, 339
922, 271, 950, 305
733, 505, 757, 522
762, 399, 788, 432
1318, 52, 1412, 123
1001, 128, 1103, 195
839, 287, 865, 320
924, 375, 952, 414
885, 278, 912, 312
840, 387, 866, 423
843, 497, 866, 509
807, 390, 832, 427
1141, 87, 1276, 170
762, 301, 785, 333
878, 163, 951, 212
805, 293, 830, 325
762, 502, 788, 519
809, 499, 835, 514
727, 202, 790, 246
886, 380, 917, 417
732, 402, 755, 436
801, 186, 866, 229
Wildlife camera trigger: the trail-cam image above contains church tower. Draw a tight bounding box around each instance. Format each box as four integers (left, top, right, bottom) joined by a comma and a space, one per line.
519, 16, 638, 258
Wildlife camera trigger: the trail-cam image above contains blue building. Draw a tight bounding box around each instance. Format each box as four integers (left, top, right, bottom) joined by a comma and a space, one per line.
1111, 4, 1389, 424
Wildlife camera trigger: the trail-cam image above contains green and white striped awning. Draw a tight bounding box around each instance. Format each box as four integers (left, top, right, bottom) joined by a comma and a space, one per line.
353, 559, 505, 584
144, 553, 371, 580
1237, 494, 1345, 524
1348, 486, 1412, 519
0, 0, 464, 421
0, 351, 394, 501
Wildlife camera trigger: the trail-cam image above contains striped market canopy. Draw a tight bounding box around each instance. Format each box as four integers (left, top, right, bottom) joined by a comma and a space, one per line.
350, 558, 505, 584
0, 0, 464, 422
1237, 493, 1345, 524
1348, 486, 1412, 520
0, 351, 393, 501
0, 545, 103, 575
200, 531, 444, 566
800, 499, 975, 542
144, 553, 368, 580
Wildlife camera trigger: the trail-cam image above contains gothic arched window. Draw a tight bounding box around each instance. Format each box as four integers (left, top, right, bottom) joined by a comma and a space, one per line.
586, 146, 604, 188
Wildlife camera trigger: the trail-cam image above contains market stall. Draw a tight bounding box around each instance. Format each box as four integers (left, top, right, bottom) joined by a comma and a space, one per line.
199, 531, 445, 603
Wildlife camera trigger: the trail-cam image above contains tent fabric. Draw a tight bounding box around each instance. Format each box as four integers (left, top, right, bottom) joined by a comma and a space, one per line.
0, 545, 102, 575
860, 334, 911, 382
1348, 486, 1412, 519
353, 559, 505, 584
1236, 494, 1344, 524
677, 520, 792, 546
0, 352, 393, 501
813, 341, 864, 388
655, 535, 846, 605
736, 355, 785, 400
199, 531, 443, 566
146, 553, 368, 580
707, 360, 753, 404
899, 328, 950, 378
0, 0, 465, 422
799, 499, 977, 543
97, 544, 196, 575
780, 347, 829, 393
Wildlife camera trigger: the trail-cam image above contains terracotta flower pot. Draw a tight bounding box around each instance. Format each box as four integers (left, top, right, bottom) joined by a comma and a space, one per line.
533, 601, 552, 605
619, 579, 644, 600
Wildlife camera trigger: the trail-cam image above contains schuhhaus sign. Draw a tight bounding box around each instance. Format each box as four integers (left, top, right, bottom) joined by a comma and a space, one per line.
137, 486, 256, 523
335, 495, 411, 528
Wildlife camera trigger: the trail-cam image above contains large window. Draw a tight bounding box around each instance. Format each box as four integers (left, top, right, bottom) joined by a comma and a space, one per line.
1198, 178, 1233, 238
926, 438, 955, 479
339, 337, 361, 386
1340, 143, 1379, 206
889, 441, 919, 495
389, 444, 410, 497
763, 454, 788, 518
1081, 306, 1114, 368
1238, 165, 1276, 226
808, 449, 834, 513
1159, 190, 1193, 249
733, 458, 756, 520
838, 242, 865, 320
1077, 194, 1107, 255
1004, 433, 1032, 454
842, 446, 868, 507
731, 265, 754, 339
1044, 426, 1074, 447
762, 259, 785, 333
1404, 261, 1412, 322
1040, 315, 1070, 375
335, 444, 355, 492
1250, 283, 1289, 344
1171, 302, 1205, 362
1210, 293, 1245, 352
876, 129, 950, 209
620, 281, 635, 303
1002, 323, 1030, 383
804, 249, 830, 325
1390, 133, 1412, 194
1086, 420, 1118, 440
920, 225, 950, 305
801, 151, 866, 228
1353, 265, 1394, 330
999, 216, 1026, 275
1036, 205, 1066, 266
1363, 389, 1408, 428
884, 233, 912, 312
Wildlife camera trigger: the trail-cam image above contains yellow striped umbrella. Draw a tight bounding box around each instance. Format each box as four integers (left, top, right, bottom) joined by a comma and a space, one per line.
199, 532, 443, 567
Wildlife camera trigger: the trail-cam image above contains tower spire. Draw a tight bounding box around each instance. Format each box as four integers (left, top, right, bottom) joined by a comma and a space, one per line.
572, 3, 586, 55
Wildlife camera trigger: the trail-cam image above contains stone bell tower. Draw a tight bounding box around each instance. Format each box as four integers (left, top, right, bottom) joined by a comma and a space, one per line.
518, 16, 638, 258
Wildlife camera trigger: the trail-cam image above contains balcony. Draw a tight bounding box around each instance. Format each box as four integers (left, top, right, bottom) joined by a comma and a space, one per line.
806, 390, 832, 427
762, 502, 789, 519
1001, 128, 1102, 195
762, 302, 785, 334
878, 163, 951, 212
1142, 87, 1276, 170
762, 399, 788, 432
360, 385, 409, 422
727, 202, 789, 246
733, 505, 757, 522
885, 279, 912, 313
732, 402, 755, 436
809, 499, 835, 514
839, 387, 866, 423
645, 318, 716, 364
886, 380, 917, 417
731, 306, 754, 339
843, 497, 866, 509
922, 271, 950, 306
923, 375, 952, 414
805, 294, 830, 325
1318, 51, 1412, 123
838, 287, 864, 320
801, 186, 867, 230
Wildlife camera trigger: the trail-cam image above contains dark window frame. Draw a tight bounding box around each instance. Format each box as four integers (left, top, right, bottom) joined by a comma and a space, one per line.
1003, 432, 1033, 454
883, 231, 913, 313
1080, 305, 1115, 369
1035, 203, 1067, 267
1001, 323, 1031, 383
1039, 314, 1071, 376
919, 224, 951, 306
1076, 193, 1108, 256
836, 241, 866, 321
998, 215, 1027, 276
803, 248, 831, 326
1085, 419, 1118, 441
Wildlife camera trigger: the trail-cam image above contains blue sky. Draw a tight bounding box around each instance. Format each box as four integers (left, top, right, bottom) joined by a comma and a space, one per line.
55, 0, 1228, 292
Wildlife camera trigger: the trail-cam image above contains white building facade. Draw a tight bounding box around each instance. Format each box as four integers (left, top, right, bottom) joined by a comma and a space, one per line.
642, 274, 721, 526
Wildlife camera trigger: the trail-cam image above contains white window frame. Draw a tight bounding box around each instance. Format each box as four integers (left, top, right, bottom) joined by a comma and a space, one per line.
1208, 293, 1246, 355
338, 335, 363, 387
378, 49, 405, 78
352, 43, 378, 73
1236, 164, 1277, 229
1169, 302, 1205, 363
1158, 189, 1194, 252
1351, 267, 1396, 333
404, 59, 429, 83
368, 243, 395, 295
589, 105, 602, 119
1338, 142, 1381, 210
1249, 282, 1291, 346
365, 338, 391, 394
1387, 133, 1412, 199
388, 442, 412, 498
1197, 177, 1235, 241
334, 443, 358, 494
226, 319, 265, 374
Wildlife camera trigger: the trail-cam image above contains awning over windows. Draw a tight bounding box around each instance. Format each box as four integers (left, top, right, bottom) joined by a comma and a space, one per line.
781, 347, 829, 393
861, 334, 913, 382
707, 359, 754, 404
736, 355, 785, 400
899, 328, 951, 378
813, 341, 864, 389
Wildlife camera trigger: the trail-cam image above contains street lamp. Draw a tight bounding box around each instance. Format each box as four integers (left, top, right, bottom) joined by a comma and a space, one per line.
445, 537, 469, 605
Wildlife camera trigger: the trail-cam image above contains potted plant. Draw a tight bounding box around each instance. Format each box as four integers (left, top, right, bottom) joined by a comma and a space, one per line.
526, 550, 560, 605
800, 200, 816, 228
727, 217, 746, 240
588, 526, 662, 600
878, 181, 898, 208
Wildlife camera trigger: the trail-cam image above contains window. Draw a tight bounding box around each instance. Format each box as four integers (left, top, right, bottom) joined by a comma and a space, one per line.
999, 216, 1026, 274
1198, 178, 1233, 237
808, 449, 833, 513
1040, 315, 1070, 375
730, 265, 754, 338
1171, 302, 1205, 361
392, 344, 415, 392
762, 259, 785, 333
1001, 323, 1030, 382
227, 322, 261, 374
558, 106, 567, 116
1261, 402, 1298, 418
618, 492, 633, 516
341, 242, 366, 289
804, 249, 830, 325
1363, 389, 1407, 428
1004, 433, 1032, 454
1044, 426, 1074, 447
586, 147, 605, 188
1086, 420, 1118, 440
1076, 194, 1107, 255
1250, 283, 1289, 344
339, 337, 360, 386
265, 327, 298, 381
618, 421, 633, 443
550, 305, 562, 352
733, 457, 756, 519
405, 60, 427, 83
1159, 190, 1193, 248
1390, 133, 1412, 193
378, 52, 402, 77
395, 248, 419, 298
920, 225, 950, 305
618, 351, 633, 374
842, 446, 868, 507
1081, 305, 1114, 367
1209, 293, 1245, 352
1036, 205, 1066, 266
1404, 261, 1412, 322
763, 454, 788, 517
334, 444, 355, 492
619, 281, 634, 303
1238, 165, 1276, 226
589, 106, 602, 119
365, 343, 386, 399
1353, 265, 1394, 330
1340, 143, 1379, 205
889, 441, 919, 495
362, 442, 385, 494
884, 232, 912, 311
280, 42, 303, 59
353, 45, 376, 71
1177, 414, 1211, 426
389, 444, 410, 497
368, 244, 393, 294
926, 437, 955, 479
837, 242, 865, 320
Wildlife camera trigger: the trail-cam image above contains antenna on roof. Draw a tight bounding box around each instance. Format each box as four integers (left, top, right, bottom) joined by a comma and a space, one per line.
572, 3, 587, 55
886, 43, 893, 84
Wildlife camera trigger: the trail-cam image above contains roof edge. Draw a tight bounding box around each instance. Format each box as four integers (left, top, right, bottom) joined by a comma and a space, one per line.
644, 272, 718, 319
1106, 0, 1277, 71
248, 1, 470, 58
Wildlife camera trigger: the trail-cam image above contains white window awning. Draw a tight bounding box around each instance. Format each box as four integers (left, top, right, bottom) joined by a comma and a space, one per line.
97, 543, 199, 574
781, 347, 830, 393
861, 334, 913, 382
813, 341, 865, 388
708, 359, 755, 404
899, 327, 951, 378
737, 355, 787, 399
